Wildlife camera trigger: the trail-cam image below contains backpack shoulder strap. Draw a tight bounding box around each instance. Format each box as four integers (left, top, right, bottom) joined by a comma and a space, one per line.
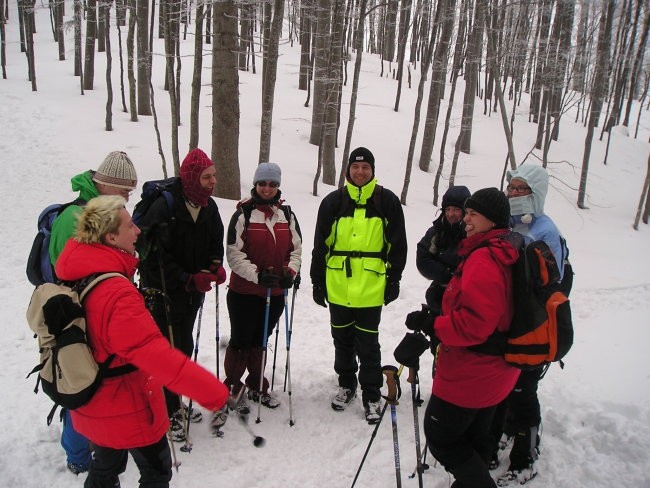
79, 272, 127, 302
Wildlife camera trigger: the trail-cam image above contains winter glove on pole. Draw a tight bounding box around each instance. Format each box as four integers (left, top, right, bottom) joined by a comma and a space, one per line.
185, 271, 220, 292
209, 261, 227, 285
384, 281, 400, 305
313, 285, 327, 307
278, 267, 295, 289
258, 269, 279, 288
405, 304, 440, 335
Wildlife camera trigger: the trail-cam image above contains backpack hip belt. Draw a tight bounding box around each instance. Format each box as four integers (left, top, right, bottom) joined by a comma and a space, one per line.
329, 249, 387, 278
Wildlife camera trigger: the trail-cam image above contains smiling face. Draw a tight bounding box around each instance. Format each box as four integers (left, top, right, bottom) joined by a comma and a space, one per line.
105, 208, 141, 255
255, 180, 280, 200
200, 165, 217, 193
463, 208, 495, 237
348, 162, 373, 187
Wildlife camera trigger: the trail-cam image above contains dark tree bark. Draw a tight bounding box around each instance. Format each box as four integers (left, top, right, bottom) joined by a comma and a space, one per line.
136, 0, 152, 114
127, 0, 137, 120
578, 0, 615, 209
212, 0, 241, 200
0, 0, 6, 79
188, 0, 205, 150
84, 0, 97, 90
393, 0, 411, 111
623, 2, 650, 127
309, 0, 332, 145
105, 4, 113, 131
298, 0, 312, 90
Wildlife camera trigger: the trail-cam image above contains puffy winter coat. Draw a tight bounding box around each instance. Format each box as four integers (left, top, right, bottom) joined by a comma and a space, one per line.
226, 191, 302, 297
432, 229, 520, 408
55, 239, 229, 449
49, 171, 98, 264
310, 179, 407, 308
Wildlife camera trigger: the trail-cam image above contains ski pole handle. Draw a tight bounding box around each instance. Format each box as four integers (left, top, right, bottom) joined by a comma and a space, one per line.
383, 365, 403, 405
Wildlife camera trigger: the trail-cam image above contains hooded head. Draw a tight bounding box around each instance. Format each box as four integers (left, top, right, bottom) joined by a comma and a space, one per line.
93, 151, 138, 191
346, 147, 375, 186
441, 185, 471, 211
506, 165, 548, 217
464, 187, 511, 229
180, 148, 215, 207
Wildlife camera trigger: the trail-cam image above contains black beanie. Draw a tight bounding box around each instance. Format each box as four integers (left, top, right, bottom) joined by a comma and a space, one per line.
347, 147, 375, 179
441, 185, 471, 209
464, 187, 511, 229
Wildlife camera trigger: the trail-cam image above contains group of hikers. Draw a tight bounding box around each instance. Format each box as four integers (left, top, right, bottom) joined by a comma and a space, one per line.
37, 145, 568, 488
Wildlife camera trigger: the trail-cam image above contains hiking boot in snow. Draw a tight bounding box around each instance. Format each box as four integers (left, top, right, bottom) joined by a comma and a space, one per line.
67, 462, 88, 475
181, 402, 203, 423
364, 400, 382, 424
331, 387, 356, 411
230, 387, 250, 415
248, 390, 281, 409
168, 415, 186, 443
496, 463, 538, 486
210, 406, 229, 434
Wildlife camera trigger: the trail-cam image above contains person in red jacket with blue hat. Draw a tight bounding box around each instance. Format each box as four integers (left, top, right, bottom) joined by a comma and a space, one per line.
406, 187, 520, 488
56, 195, 229, 488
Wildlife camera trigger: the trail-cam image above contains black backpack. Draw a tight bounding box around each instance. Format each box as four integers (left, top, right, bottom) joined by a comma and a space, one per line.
469, 232, 574, 369
132, 178, 177, 259
26, 273, 136, 424
26, 198, 85, 286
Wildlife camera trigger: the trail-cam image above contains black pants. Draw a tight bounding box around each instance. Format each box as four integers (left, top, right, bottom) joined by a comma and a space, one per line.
147, 289, 204, 416
224, 290, 285, 394
424, 395, 497, 488
84, 436, 172, 488
329, 304, 382, 404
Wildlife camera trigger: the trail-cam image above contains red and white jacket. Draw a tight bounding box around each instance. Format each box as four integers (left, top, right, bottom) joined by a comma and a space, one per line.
56, 240, 229, 449
432, 229, 521, 408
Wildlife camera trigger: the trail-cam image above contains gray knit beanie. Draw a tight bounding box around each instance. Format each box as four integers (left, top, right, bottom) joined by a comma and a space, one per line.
93, 151, 138, 190
253, 162, 282, 186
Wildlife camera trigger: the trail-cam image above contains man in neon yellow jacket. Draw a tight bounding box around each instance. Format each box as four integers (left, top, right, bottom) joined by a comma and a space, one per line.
311, 147, 407, 424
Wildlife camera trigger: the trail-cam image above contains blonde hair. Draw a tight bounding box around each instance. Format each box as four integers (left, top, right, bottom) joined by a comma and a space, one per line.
75, 195, 126, 244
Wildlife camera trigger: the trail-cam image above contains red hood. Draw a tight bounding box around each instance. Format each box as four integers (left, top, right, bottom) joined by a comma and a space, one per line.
55, 239, 139, 281
458, 229, 518, 266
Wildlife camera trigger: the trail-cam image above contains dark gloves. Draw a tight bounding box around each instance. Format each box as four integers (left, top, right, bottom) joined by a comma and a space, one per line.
384, 281, 400, 305
405, 304, 439, 335
278, 267, 295, 289
186, 272, 220, 293
293, 273, 301, 290
313, 285, 327, 307
258, 269, 280, 288
393, 332, 431, 370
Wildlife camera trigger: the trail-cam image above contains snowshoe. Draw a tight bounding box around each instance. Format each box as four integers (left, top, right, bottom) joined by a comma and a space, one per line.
364, 400, 382, 424
331, 387, 356, 411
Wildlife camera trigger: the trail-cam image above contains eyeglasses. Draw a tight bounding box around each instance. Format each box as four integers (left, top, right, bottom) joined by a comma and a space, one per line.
256, 181, 279, 188
507, 185, 531, 194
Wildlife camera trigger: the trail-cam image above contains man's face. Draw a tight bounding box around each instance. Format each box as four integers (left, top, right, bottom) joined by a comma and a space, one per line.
444, 206, 464, 224
106, 208, 141, 255
200, 166, 217, 192
97, 183, 134, 202
348, 162, 373, 187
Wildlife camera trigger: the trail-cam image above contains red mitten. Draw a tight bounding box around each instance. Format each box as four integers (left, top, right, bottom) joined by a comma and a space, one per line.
187, 272, 218, 292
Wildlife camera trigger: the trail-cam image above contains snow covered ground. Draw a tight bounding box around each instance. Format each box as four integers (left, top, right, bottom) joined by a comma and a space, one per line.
1, 4, 650, 487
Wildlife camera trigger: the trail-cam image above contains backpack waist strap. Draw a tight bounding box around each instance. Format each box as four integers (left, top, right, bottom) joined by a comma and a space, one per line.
329, 250, 387, 278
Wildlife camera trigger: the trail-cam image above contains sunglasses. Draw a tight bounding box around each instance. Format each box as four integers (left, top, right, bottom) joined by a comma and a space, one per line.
256, 181, 279, 188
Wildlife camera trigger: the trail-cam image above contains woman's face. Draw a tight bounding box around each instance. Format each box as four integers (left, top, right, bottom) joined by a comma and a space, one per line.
463, 208, 494, 237
256, 180, 280, 200
106, 208, 141, 255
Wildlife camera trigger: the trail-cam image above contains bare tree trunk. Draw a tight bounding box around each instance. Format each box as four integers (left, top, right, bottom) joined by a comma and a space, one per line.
633, 151, 650, 230
298, 0, 312, 90
578, 0, 615, 209
458, 0, 486, 154
259, 0, 285, 163
0, 0, 6, 79
84, 0, 97, 90
137, 0, 152, 114
309, 0, 332, 145
393, 0, 411, 111
623, 6, 650, 127
105, 4, 113, 131
116, 17, 128, 113
188, 0, 204, 151
127, 0, 138, 120
162, 0, 180, 170
22, 0, 37, 90
212, 0, 241, 200
54, 0, 64, 60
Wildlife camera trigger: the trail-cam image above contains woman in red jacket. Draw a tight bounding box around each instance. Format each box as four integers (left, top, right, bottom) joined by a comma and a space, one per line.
406, 187, 520, 488
55, 195, 229, 488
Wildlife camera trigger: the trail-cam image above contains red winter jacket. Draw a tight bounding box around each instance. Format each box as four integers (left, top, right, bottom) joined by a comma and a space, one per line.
432, 229, 520, 408
56, 239, 229, 449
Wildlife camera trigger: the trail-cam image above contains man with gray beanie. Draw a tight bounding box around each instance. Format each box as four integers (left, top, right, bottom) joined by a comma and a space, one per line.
311, 146, 407, 424
47, 150, 138, 475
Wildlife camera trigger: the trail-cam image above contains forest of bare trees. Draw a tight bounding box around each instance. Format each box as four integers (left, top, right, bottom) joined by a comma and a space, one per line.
1, 0, 649, 223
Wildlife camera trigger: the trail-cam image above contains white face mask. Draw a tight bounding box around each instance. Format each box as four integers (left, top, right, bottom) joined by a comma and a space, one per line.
509, 195, 535, 216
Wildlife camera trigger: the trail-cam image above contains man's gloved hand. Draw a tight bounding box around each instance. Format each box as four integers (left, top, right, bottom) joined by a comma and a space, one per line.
278, 267, 295, 289
313, 285, 327, 307
186, 272, 219, 293
384, 281, 400, 305
293, 273, 301, 290
405, 304, 440, 334
209, 261, 227, 285
258, 269, 279, 288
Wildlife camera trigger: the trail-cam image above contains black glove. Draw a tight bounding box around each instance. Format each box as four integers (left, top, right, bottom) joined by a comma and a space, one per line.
258, 269, 279, 288
293, 273, 301, 290
405, 305, 439, 334
313, 285, 327, 307
393, 332, 431, 370
384, 281, 400, 305
278, 267, 295, 289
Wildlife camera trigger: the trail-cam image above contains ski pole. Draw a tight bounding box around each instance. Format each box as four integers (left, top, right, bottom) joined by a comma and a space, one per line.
270, 321, 279, 390
256, 287, 272, 424
181, 300, 204, 453
215, 283, 220, 379
408, 367, 423, 487
283, 278, 299, 393
351, 365, 404, 488
384, 365, 403, 488
283, 287, 294, 426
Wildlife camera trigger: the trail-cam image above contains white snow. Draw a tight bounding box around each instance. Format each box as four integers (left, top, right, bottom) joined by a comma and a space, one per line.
1, 4, 650, 487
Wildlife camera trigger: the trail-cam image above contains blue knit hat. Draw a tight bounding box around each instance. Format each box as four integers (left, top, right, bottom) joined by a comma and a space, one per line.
253, 162, 282, 186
